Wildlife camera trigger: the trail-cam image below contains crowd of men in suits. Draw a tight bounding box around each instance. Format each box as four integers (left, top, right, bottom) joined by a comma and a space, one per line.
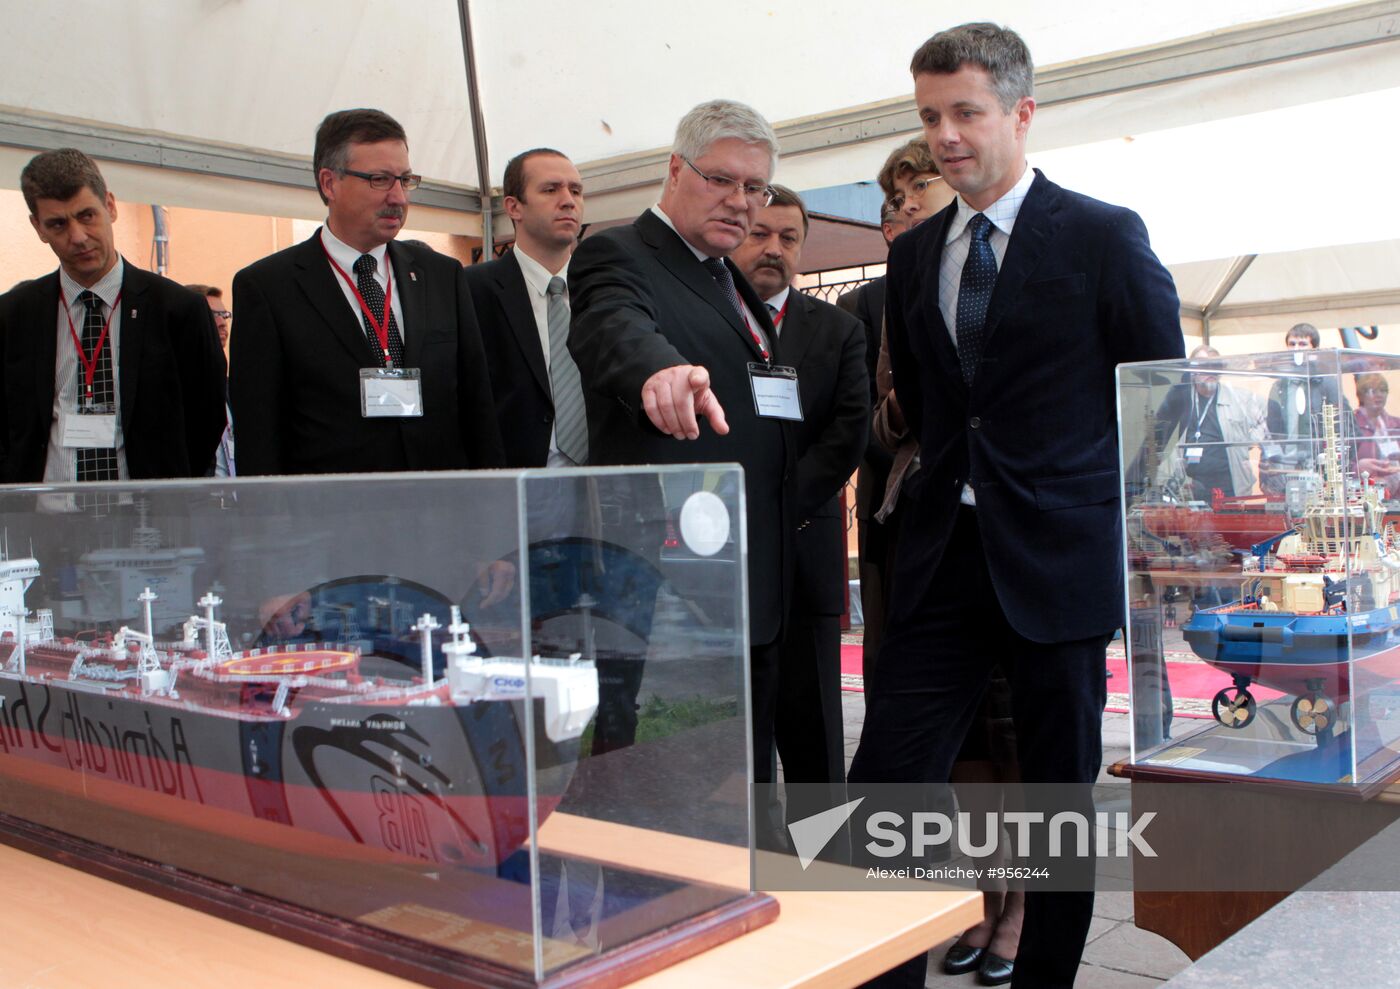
0, 21, 1187, 988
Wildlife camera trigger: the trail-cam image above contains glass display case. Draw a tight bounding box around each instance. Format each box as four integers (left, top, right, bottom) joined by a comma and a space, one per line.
0, 467, 770, 986
1118, 349, 1400, 794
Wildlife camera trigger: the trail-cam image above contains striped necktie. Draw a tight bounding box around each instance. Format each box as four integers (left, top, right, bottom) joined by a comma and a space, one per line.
546, 276, 588, 464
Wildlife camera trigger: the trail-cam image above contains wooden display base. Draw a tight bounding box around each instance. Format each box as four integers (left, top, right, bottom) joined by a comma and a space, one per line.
0, 806, 775, 989
1110, 762, 1400, 958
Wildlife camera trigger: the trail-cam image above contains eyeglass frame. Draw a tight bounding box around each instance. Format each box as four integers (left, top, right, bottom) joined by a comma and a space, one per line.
339, 168, 423, 192
681, 157, 774, 207
889, 175, 941, 212
210, 309, 232, 320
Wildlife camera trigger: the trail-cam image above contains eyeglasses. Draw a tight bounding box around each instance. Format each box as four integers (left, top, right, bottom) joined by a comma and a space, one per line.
340, 169, 422, 192
211, 309, 232, 320
894, 176, 939, 209
682, 157, 773, 206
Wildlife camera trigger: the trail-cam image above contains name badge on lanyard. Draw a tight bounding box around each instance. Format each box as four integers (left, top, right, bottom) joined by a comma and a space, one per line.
61, 409, 117, 447
58, 284, 120, 448
360, 367, 424, 417
748, 362, 803, 421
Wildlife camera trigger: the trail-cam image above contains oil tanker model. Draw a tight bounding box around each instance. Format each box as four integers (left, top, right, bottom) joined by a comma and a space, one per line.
1182, 402, 1400, 736
0, 555, 599, 870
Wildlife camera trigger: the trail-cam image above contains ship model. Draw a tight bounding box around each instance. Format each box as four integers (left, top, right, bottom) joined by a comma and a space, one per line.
1182, 401, 1400, 736
0, 555, 599, 870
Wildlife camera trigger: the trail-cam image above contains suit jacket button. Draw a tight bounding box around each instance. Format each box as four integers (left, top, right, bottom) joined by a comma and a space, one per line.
969, 416, 981, 429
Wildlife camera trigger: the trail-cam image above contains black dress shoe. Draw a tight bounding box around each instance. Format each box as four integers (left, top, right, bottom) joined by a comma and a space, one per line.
941, 944, 986, 975
976, 952, 1015, 986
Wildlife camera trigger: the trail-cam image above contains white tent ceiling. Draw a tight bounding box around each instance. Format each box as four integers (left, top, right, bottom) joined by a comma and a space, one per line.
3, 0, 1399, 329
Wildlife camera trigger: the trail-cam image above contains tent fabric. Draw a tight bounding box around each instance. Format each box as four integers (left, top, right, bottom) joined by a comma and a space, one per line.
4, 0, 1400, 331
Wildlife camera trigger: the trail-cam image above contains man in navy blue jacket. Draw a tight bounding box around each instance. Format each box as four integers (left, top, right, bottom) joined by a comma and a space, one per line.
848, 22, 1184, 988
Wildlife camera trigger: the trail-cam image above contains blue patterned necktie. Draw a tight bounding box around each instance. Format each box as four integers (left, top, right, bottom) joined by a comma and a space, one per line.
546, 276, 588, 464
956, 213, 996, 385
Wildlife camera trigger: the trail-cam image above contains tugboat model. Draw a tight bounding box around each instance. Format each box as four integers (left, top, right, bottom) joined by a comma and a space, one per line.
0, 559, 599, 870
1183, 401, 1400, 735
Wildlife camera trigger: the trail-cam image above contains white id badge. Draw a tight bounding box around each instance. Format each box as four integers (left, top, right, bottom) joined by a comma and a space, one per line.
1184, 446, 1204, 465
360, 367, 424, 418
748, 363, 803, 421
61, 410, 118, 447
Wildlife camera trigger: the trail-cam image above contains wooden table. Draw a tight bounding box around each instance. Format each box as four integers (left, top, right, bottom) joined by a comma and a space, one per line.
0, 813, 980, 989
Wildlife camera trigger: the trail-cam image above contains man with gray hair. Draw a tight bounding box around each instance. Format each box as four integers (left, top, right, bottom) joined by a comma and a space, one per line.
569, 99, 794, 846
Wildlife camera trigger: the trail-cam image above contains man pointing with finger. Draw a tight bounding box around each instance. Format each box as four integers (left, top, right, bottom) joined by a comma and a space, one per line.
569, 99, 795, 842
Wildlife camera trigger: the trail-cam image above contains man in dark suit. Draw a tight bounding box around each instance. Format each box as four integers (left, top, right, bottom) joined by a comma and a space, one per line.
229, 108, 502, 476
731, 184, 867, 842
0, 149, 226, 484
569, 99, 794, 844
466, 148, 585, 468
848, 23, 1184, 988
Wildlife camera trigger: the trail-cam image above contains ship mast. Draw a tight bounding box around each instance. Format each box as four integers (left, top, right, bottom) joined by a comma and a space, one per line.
414, 612, 440, 686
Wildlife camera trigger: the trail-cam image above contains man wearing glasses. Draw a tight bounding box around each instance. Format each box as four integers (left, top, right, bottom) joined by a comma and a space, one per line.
229, 108, 502, 475
568, 99, 795, 848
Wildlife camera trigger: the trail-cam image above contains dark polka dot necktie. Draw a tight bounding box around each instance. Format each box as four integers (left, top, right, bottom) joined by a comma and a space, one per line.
75, 290, 118, 481
353, 253, 404, 367
956, 213, 996, 385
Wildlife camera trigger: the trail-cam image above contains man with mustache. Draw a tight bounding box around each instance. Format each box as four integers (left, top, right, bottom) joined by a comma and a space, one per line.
730, 184, 868, 850
229, 108, 502, 475
0, 148, 226, 483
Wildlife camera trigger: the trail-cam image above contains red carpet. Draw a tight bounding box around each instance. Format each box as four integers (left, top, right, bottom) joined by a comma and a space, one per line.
841, 642, 1283, 711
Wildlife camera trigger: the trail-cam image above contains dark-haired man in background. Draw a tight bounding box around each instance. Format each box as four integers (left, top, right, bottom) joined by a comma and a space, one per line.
848, 23, 1183, 987
229, 108, 502, 475
0, 148, 226, 483
466, 148, 586, 468
731, 184, 867, 844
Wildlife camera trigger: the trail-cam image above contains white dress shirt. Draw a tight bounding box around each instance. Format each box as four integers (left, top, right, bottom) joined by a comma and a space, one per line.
936, 164, 1036, 505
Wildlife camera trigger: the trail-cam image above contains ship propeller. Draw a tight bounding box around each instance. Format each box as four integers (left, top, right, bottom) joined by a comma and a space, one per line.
1211, 687, 1256, 729
1291, 695, 1332, 735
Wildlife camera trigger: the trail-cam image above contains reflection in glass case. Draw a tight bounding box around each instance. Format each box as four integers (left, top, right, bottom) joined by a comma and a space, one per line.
1118, 349, 1400, 793
0, 467, 770, 986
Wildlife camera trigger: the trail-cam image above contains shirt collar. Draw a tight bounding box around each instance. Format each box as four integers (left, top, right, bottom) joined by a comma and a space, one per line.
945, 163, 1036, 244
59, 256, 124, 310
764, 285, 791, 314
513, 244, 567, 297
649, 205, 711, 262
320, 223, 389, 275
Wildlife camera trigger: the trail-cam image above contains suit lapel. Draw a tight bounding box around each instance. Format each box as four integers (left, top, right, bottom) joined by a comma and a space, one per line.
293, 231, 381, 365
27, 273, 61, 428
916, 205, 964, 392
498, 252, 549, 395
117, 261, 146, 425
637, 211, 769, 362
775, 292, 815, 369
388, 241, 426, 367
981, 171, 1061, 351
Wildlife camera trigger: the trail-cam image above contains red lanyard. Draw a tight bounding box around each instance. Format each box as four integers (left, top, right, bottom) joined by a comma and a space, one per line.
320, 232, 395, 366
59, 285, 122, 402
770, 297, 789, 329
741, 311, 771, 362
